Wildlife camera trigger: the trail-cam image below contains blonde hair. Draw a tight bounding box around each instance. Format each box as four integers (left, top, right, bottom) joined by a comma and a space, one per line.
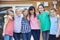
15, 8, 23, 12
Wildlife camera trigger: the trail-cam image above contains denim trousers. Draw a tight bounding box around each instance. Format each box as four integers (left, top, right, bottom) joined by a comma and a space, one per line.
42, 31, 50, 40
4, 34, 13, 40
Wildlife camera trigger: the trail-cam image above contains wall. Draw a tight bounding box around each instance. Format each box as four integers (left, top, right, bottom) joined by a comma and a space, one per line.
0, 0, 60, 14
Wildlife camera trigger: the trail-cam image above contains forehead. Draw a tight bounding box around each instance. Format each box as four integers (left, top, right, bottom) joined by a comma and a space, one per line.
39, 6, 43, 8
23, 10, 28, 13
50, 10, 55, 12
25, 10, 28, 11
15, 9, 22, 12
30, 9, 34, 11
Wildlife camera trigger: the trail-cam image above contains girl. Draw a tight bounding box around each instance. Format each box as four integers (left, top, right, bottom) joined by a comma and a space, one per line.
49, 8, 60, 40
21, 8, 31, 40
37, 4, 51, 40
28, 6, 40, 40
2, 9, 14, 40
13, 9, 23, 40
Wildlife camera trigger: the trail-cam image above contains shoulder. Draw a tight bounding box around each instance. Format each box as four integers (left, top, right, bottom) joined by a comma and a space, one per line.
37, 13, 40, 16
37, 13, 41, 18
45, 11, 50, 15
45, 10, 49, 13
22, 17, 25, 21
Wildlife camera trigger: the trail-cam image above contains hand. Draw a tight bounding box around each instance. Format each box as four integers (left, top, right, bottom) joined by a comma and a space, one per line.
56, 33, 59, 38
2, 32, 5, 36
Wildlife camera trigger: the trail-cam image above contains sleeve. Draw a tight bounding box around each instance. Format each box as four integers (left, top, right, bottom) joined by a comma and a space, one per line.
45, 11, 50, 15
37, 14, 39, 20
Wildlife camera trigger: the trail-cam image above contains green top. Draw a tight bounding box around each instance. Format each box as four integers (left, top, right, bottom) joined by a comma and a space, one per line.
37, 11, 51, 31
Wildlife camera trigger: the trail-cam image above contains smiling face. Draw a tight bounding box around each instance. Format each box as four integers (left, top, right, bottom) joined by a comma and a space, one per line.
38, 6, 44, 13
15, 9, 22, 16
8, 10, 14, 17
50, 9, 56, 16
38, 4, 44, 13
23, 9, 28, 17
30, 9, 34, 15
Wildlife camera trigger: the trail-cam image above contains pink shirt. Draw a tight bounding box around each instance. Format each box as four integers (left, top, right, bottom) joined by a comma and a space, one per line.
30, 15, 40, 29
5, 19, 14, 36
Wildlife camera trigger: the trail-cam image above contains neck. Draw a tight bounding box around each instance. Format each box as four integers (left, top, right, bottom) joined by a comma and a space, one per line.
24, 16, 27, 19
40, 11, 44, 14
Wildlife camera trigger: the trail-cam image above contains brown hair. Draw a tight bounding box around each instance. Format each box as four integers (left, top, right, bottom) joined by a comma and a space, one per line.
22, 8, 28, 13
28, 6, 36, 17
38, 4, 45, 13
51, 8, 56, 12
6, 9, 14, 15
38, 4, 44, 9
22, 8, 28, 18
7, 9, 14, 20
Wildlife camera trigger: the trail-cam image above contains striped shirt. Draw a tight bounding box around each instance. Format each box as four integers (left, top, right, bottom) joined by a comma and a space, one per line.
21, 17, 31, 33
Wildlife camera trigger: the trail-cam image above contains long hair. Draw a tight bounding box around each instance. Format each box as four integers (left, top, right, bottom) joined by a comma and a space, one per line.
28, 6, 36, 17
22, 8, 28, 18
7, 9, 14, 20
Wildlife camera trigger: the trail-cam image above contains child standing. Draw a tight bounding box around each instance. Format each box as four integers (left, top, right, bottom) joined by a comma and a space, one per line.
2, 9, 14, 40
49, 8, 60, 40
21, 8, 31, 40
13, 9, 23, 40
37, 4, 51, 40
28, 6, 40, 40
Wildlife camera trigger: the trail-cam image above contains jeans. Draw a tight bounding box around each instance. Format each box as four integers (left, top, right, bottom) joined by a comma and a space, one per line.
22, 32, 31, 40
13, 32, 22, 40
42, 31, 50, 40
4, 34, 13, 40
31, 30, 40, 40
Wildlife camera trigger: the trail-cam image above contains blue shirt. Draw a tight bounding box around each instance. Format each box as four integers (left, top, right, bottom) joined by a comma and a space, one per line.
50, 16, 60, 35
21, 17, 31, 33
14, 14, 23, 33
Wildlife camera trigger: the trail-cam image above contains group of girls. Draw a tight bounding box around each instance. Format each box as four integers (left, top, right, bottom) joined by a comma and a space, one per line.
2, 3, 60, 40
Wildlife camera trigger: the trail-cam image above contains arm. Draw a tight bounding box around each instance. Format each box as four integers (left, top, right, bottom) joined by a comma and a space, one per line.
56, 15, 60, 38
2, 16, 9, 36
57, 15, 60, 33
37, 14, 40, 29
8, 15, 13, 20
45, 11, 50, 15
38, 20, 40, 28
58, 19, 60, 34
